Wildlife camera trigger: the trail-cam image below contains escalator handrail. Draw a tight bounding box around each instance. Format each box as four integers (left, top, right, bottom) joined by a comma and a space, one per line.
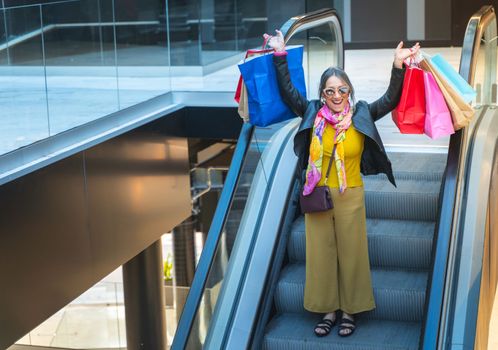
421, 5, 496, 350
172, 9, 344, 350
280, 8, 344, 69
172, 122, 254, 349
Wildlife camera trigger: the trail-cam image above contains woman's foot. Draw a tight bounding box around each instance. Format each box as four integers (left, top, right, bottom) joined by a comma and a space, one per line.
314, 312, 336, 337
338, 312, 356, 337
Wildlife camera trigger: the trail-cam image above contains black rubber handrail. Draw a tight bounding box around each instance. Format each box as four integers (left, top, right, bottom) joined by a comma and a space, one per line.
421, 5, 496, 350
172, 122, 254, 350
171, 9, 344, 350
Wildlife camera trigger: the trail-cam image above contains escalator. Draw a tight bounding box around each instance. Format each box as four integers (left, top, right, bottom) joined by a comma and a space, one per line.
173, 6, 498, 350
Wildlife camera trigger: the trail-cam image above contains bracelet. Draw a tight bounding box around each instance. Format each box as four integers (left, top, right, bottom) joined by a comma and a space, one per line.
273, 50, 288, 56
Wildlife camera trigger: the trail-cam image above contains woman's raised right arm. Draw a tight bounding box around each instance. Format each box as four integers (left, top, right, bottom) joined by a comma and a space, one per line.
265, 30, 309, 117
273, 54, 309, 117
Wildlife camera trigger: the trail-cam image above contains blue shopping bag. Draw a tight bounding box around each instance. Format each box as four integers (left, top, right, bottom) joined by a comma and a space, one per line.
430, 54, 477, 103
238, 45, 306, 127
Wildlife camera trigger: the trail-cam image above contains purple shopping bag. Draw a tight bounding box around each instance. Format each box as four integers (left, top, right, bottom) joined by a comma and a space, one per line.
424, 71, 455, 139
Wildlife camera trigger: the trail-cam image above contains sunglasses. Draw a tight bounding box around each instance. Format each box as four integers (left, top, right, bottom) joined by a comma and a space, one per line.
323, 86, 350, 97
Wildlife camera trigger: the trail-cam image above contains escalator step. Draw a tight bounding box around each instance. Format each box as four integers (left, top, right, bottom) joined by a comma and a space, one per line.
275, 263, 427, 322
387, 152, 446, 175
263, 312, 420, 350
364, 178, 440, 221
288, 217, 434, 270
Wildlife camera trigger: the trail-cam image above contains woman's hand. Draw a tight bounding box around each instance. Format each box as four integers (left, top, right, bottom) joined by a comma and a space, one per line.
393, 41, 420, 69
263, 30, 285, 52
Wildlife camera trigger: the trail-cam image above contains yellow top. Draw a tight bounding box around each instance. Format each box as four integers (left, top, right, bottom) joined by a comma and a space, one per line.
316, 123, 365, 188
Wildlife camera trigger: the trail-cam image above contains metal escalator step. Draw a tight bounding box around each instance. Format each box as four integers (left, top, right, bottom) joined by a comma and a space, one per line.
263, 312, 420, 350
275, 263, 427, 322
387, 152, 447, 175
288, 217, 434, 269
367, 218, 434, 269
364, 177, 440, 221
368, 170, 443, 182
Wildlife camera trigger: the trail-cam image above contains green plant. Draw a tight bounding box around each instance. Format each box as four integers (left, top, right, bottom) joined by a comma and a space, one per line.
164, 254, 173, 281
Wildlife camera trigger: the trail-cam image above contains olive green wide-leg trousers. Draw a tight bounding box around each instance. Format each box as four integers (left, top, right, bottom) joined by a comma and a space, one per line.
303, 186, 375, 314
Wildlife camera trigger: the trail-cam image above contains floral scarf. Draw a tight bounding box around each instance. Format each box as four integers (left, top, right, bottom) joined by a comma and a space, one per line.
302, 103, 352, 195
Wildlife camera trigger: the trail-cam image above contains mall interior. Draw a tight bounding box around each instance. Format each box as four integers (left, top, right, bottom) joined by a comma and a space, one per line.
1, 0, 498, 349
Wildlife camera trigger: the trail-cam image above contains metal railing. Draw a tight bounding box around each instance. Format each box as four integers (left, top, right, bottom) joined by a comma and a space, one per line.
421, 5, 497, 350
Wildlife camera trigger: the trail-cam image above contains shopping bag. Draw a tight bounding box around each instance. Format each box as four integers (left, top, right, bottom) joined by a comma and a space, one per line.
238, 45, 306, 127
430, 54, 477, 103
237, 81, 250, 122
392, 62, 426, 134
234, 46, 273, 104
423, 71, 455, 139
420, 58, 474, 130
234, 45, 273, 121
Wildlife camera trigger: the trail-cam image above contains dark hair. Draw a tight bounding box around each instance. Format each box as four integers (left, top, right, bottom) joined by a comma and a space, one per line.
318, 67, 356, 110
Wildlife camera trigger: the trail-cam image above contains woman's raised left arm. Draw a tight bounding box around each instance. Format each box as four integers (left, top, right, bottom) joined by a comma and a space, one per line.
368, 41, 420, 121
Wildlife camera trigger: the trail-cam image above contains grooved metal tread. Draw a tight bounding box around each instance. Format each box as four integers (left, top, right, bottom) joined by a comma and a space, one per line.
275, 263, 427, 321
363, 176, 440, 194
387, 152, 446, 174
364, 178, 439, 221
288, 217, 434, 269
263, 313, 421, 350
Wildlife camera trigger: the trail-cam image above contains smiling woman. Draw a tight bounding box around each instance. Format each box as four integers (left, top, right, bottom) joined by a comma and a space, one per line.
265, 29, 420, 337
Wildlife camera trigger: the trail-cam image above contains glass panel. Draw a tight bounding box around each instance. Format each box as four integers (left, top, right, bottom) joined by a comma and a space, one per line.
200, 0, 237, 66
168, 0, 201, 66
114, 0, 171, 109
183, 121, 290, 348
0, 5, 49, 155
16, 276, 126, 349
302, 23, 339, 100
43, 0, 120, 135
237, 0, 267, 51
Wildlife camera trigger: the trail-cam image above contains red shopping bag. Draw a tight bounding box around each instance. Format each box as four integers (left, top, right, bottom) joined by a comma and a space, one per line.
392, 64, 426, 134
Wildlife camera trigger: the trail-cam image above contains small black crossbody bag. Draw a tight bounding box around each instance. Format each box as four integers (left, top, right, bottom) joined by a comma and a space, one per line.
299, 142, 337, 213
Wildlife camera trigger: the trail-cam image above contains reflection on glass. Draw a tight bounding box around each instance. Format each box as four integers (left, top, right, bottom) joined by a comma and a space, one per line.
0, 5, 49, 155
168, 0, 268, 67
114, 0, 171, 109
43, 0, 120, 135
168, 0, 200, 66
303, 24, 339, 100
0, 9, 7, 66
0, 0, 174, 156
16, 279, 126, 349
238, 1, 267, 51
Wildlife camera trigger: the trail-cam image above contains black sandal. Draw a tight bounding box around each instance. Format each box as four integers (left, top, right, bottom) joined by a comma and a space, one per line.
338, 317, 356, 337
314, 318, 336, 337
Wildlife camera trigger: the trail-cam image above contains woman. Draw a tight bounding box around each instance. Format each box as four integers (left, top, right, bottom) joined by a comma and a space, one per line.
264, 30, 420, 337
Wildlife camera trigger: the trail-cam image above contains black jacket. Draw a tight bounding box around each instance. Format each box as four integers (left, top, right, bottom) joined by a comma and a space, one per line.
273, 54, 405, 187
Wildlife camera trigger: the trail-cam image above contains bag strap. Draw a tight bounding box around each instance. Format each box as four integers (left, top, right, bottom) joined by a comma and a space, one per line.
323, 137, 338, 185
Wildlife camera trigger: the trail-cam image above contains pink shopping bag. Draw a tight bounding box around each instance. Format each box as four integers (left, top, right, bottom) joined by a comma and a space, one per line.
424, 71, 455, 139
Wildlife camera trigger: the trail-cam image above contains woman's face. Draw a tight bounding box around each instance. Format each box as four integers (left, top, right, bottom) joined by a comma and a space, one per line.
322, 75, 351, 113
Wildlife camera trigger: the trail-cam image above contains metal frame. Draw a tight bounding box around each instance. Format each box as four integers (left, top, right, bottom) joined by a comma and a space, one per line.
421, 5, 497, 350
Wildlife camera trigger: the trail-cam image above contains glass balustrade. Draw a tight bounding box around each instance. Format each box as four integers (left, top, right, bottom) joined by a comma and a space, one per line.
0, 0, 269, 158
